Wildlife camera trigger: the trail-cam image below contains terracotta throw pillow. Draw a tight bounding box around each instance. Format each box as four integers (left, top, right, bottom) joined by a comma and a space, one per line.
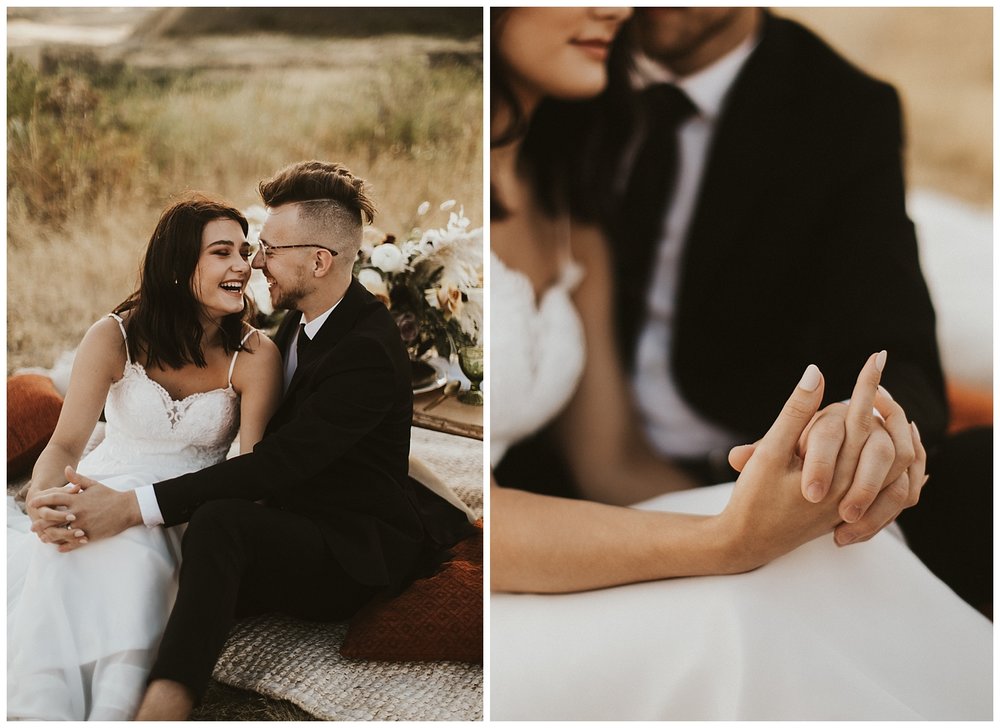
341, 519, 483, 663
8, 374, 63, 478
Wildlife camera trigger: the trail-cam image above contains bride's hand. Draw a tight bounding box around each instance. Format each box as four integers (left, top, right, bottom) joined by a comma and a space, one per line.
720, 353, 886, 571
28, 467, 142, 551
27, 483, 87, 546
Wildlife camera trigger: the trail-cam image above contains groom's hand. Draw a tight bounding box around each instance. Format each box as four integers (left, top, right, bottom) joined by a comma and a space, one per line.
729, 352, 925, 545
797, 353, 923, 545
28, 467, 143, 552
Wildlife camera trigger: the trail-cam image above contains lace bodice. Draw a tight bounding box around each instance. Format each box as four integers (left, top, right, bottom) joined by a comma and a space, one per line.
490, 250, 586, 466
82, 315, 246, 476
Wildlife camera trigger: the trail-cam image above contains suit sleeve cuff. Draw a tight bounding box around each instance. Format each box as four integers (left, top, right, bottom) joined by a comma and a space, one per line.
135, 485, 164, 527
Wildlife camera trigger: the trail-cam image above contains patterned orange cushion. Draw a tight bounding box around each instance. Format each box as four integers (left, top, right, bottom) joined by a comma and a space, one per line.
340, 519, 483, 663
7, 374, 63, 478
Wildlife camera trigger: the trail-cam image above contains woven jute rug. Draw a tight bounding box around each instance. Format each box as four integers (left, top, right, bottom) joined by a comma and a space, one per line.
214, 617, 483, 721
212, 426, 484, 721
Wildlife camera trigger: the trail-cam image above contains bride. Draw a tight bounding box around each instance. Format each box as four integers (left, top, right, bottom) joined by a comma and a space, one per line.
7, 195, 283, 720
490, 7, 991, 720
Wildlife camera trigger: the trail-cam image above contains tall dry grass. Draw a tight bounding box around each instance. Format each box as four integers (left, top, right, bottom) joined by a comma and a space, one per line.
7, 35, 483, 373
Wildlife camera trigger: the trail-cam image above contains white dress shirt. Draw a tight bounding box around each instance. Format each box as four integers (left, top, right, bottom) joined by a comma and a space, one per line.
136, 298, 343, 527
628, 35, 761, 459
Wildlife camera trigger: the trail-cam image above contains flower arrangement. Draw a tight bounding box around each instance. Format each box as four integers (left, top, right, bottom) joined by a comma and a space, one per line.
355, 200, 483, 360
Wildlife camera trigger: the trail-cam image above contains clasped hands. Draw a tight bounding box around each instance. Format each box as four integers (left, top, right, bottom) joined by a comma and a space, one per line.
26, 468, 141, 552
721, 351, 927, 571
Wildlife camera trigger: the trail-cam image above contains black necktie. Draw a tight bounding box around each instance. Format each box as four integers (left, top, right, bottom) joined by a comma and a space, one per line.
296, 323, 311, 363
615, 83, 697, 367
621, 83, 697, 255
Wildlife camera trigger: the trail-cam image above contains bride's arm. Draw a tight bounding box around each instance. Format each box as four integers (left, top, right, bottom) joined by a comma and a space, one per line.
231, 331, 283, 454
27, 318, 124, 504
491, 354, 902, 593
491, 478, 734, 593
552, 222, 697, 505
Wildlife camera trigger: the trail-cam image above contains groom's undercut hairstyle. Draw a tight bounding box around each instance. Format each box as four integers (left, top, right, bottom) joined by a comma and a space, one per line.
258, 161, 376, 259
115, 194, 255, 370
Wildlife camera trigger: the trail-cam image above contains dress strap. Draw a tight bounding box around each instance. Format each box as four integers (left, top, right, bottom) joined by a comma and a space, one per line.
106, 313, 131, 364
227, 328, 258, 388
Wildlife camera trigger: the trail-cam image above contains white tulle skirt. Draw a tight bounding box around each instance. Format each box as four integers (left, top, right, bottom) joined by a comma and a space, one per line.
491, 483, 992, 720
7, 467, 186, 721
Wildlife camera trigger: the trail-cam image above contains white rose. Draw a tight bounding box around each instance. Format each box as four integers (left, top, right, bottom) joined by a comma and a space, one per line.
358, 268, 390, 306
370, 243, 407, 273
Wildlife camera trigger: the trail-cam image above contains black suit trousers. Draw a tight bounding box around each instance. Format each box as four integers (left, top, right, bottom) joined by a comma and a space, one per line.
148, 500, 379, 699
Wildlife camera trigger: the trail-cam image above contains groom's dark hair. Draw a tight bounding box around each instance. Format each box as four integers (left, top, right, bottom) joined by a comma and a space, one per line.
115, 194, 255, 370
258, 161, 376, 259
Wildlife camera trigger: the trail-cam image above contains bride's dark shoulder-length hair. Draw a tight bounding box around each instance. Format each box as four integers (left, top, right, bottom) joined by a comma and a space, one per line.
114, 194, 255, 370
491, 8, 639, 225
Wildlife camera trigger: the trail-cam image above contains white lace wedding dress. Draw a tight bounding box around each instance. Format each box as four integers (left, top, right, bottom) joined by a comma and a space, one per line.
490, 253, 992, 720
7, 315, 249, 720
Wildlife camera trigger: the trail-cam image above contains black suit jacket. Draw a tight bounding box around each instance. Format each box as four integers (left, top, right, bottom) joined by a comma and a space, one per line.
615, 13, 947, 448
154, 278, 466, 590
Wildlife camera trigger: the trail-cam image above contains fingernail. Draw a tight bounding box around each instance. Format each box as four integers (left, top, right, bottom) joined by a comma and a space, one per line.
805, 482, 824, 503
798, 364, 821, 392
911, 421, 921, 443
65, 514, 76, 522
837, 531, 857, 546
80, 538, 88, 544
877, 384, 892, 400
875, 350, 887, 373
844, 504, 863, 523
74, 530, 84, 538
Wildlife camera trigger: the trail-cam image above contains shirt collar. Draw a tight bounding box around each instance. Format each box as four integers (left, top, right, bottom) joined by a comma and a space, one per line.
299, 295, 344, 341
630, 31, 760, 121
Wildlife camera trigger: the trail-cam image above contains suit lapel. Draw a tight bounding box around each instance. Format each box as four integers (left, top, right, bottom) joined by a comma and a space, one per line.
282, 278, 371, 400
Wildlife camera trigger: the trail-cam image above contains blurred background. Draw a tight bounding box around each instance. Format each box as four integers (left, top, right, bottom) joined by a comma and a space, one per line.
7, 7, 483, 374
778, 8, 992, 418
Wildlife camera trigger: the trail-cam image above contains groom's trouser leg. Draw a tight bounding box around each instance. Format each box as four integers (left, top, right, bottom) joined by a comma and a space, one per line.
148, 499, 378, 700
896, 426, 993, 610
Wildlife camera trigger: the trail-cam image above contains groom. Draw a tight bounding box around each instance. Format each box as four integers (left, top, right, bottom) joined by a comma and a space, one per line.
31, 160, 472, 718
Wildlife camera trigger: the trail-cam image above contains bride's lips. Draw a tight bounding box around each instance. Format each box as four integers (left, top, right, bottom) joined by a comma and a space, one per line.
570, 37, 613, 61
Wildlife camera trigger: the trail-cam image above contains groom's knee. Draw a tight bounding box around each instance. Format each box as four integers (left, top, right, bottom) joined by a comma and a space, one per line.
182, 499, 251, 556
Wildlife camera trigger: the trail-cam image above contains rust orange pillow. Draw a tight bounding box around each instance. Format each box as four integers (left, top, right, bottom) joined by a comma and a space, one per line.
947, 382, 993, 433
8, 374, 63, 478
341, 519, 483, 663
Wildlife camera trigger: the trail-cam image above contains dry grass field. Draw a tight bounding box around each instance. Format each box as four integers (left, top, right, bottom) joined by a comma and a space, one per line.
7, 7, 482, 373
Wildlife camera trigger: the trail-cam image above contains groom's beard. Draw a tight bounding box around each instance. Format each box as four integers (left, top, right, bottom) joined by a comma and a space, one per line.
270, 272, 311, 312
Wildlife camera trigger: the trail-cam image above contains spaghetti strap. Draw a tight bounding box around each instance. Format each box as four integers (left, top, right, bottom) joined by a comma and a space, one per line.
106, 313, 131, 364
227, 328, 258, 388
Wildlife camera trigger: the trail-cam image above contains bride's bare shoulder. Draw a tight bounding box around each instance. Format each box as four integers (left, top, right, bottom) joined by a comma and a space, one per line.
75, 315, 129, 374
568, 220, 611, 267
230, 329, 282, 391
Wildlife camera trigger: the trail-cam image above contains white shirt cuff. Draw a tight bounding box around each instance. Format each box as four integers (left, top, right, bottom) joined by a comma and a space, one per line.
135, 485, 164, 527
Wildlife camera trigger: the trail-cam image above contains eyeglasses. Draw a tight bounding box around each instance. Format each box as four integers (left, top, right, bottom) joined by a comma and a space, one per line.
253, 240, 338, 259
